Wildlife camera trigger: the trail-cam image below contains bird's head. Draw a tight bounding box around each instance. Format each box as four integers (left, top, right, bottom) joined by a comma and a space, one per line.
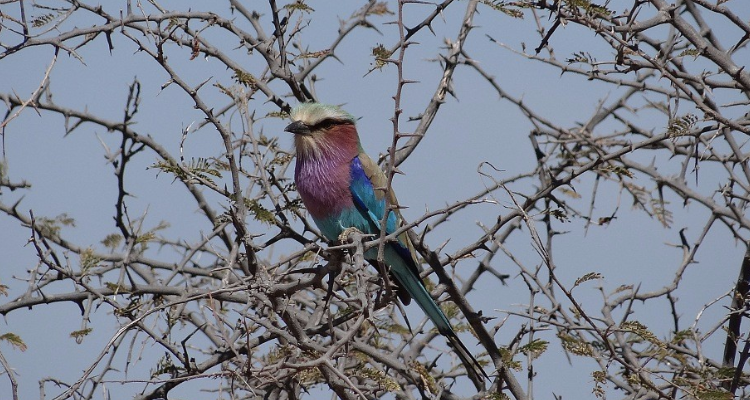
285, 103, 360, 159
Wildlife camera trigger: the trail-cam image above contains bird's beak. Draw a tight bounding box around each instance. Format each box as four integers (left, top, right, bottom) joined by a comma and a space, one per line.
284, 121, 312, 136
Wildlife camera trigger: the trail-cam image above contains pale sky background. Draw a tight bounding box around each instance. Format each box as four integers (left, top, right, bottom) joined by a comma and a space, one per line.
0, 1, 747, 399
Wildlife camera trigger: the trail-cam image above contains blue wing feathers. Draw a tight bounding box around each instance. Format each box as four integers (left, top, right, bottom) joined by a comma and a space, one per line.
347, 155, 486, 383
349, 156, 391, 231
349, 156, 418, 271
349, 156, 397, 235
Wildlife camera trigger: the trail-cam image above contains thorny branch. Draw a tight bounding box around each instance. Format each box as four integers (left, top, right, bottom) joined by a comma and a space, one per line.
1, 1, 750, 400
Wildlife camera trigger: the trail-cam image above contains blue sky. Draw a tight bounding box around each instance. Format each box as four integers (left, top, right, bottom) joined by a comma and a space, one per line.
1, 1, 747, 399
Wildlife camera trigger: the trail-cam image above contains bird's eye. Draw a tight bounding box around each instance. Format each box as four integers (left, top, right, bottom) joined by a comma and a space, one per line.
318, 120, 336, 130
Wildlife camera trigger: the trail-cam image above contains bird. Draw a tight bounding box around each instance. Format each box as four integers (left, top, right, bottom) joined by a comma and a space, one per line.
285, 102, 487, 387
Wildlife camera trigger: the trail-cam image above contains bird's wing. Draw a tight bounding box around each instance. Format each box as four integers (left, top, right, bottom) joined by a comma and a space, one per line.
349, 153, 488, 388
349, 153, 421, 278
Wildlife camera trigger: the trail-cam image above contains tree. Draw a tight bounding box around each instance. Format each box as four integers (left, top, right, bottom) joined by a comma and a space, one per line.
1, 0, 749, 399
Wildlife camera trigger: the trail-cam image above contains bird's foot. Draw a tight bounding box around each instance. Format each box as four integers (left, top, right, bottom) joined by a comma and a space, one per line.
338, 227, 364, 243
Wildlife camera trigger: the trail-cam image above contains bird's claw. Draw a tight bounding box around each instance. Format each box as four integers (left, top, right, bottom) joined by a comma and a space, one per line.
338, 227, 363, 243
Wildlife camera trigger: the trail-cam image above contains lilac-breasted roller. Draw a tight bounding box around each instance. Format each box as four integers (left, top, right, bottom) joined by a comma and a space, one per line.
285, 102, 487, 386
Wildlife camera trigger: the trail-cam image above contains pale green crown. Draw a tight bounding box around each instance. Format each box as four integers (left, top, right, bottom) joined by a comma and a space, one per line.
289, 103, 356, 126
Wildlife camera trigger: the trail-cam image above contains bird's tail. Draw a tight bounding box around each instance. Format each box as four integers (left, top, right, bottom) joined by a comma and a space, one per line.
386, 246, 488, 390
445, 328, 488, 390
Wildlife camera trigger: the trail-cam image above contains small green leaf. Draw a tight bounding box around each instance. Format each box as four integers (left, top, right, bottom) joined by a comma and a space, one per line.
70, 328, 93, 340
567, 51, 596, 65
696, 390, 732, 400
546, 208, 569, 222
558, 333, 594, 357
667, 114, 698, 138
245, 199, 275, 225
31, 13, 57, 28
598, 165, 634, 178
365, 2, 394, 16
371, 44, 393, 69
621, 320, 665, 347
271, 153, 293, 166
101, 233, 123, 250
0, 333, 27, 351
299, 49, 331, 59
410, 362, 438, 393
284, 0, 314, 13
136, 232, 156, 244
296, 366, 323, 384
152, 158, 221, 185
716, 366, 736, 379
105, 282, 131, 294
213, 82, 232, 98
79, 248, 101, 274
564, 0, 612, 15
519, 339, 548, 360
232, 69, 257, 88
574, 272, 603, 288
650, 198, 673, 228
266, 111, 289, 119
592, 370, 607, 398
671, 329, 693, 344
677, 48, 700, 59
560, 187, 581, 199
36, 213, 76, 239
479, 0, 525, 18
354, 367, 400, 391
613, 284, 633, 294
498, 347, 522, 370
151, 353, 184, 378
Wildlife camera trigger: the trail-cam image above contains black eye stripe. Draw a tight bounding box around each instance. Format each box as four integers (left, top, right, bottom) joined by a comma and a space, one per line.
311, 118, 350, 130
